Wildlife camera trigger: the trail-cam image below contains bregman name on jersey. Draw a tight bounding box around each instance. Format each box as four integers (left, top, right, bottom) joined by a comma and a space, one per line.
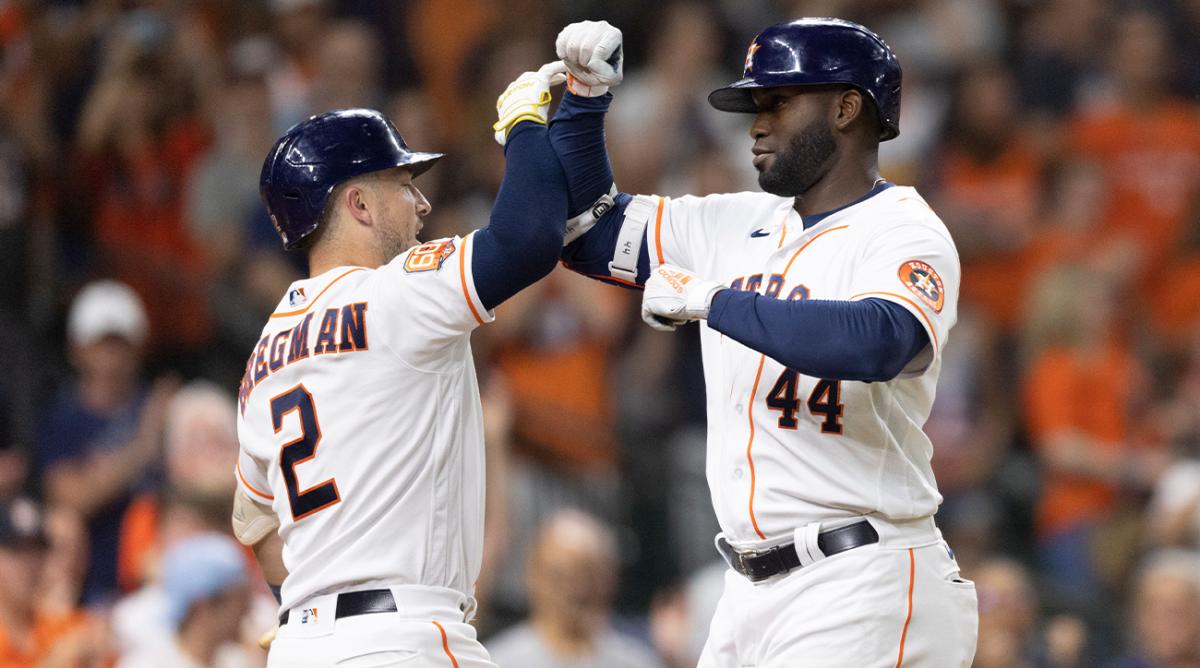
237, 302, 369, 415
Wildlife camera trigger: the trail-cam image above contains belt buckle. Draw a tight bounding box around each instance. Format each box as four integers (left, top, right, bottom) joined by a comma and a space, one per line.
737, 545, 782, 582
733, 547, 759, 574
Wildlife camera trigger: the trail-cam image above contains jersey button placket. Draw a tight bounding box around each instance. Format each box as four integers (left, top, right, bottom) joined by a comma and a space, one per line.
767, 249, 788, 281
726, 379, 749, 535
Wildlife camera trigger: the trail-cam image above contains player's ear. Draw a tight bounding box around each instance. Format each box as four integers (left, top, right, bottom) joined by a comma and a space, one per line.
343, 182, 374, 228
833, 88, 864, 133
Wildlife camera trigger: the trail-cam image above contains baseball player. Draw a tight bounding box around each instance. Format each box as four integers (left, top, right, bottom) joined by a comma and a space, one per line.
548, 19, 978, 667
231, 64, 570, 667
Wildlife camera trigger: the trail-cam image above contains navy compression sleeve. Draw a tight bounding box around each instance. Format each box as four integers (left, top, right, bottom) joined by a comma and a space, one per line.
550, 91, 616, 217
559, 193, 651, 287
472, 122, 568, 310
550, 92, 651, 287
707, 292, 929, 382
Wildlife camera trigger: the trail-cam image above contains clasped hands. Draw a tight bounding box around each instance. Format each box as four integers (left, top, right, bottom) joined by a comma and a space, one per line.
497, 23, 725, 331
493, 20, 624, 144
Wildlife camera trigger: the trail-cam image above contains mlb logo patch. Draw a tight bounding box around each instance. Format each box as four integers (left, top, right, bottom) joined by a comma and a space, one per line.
300, 607, 318, 624
898, 260, 944, 313
288, 287, 307, 307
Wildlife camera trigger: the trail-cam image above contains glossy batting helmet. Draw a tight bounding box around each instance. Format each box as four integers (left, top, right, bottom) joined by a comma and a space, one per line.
708, 18, 902, 141
260, 108, 443, 250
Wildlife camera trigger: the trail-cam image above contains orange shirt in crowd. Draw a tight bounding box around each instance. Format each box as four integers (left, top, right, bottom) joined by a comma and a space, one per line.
81, 119, 213, 352
935, 136, 1043, 330
498, 338, 618, 472
116, 494, 258, 593
1153, 256, 1200, 344
492, 274, 628, 473
1067, 100, 1200, 279
0, 2, 26, 44
0, 608, 94, 668
117, 494, 160, 592
1024, 342, 1140, 537
409, 0, 496, 142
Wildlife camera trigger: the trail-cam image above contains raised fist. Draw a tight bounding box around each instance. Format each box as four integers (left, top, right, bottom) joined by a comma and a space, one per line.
555, 20, 624, 97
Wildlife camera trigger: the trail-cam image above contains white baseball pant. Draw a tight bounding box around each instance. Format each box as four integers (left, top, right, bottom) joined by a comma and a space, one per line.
267, 585, 496, 668
699, 517, 978, 667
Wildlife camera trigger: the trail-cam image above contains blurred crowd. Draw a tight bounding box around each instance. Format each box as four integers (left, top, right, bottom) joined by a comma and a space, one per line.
2, 0, 1200, 666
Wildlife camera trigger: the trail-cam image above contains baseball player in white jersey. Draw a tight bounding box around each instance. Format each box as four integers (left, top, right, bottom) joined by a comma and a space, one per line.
546, 18, 979, 667
232, 65, 572, 667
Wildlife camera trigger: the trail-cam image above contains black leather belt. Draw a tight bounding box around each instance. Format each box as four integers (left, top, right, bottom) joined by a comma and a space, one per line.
279, 588, 397, 625
717, 520, 879, 582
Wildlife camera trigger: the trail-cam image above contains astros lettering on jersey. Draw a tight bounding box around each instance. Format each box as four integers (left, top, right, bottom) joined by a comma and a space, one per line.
644, 185, 959, 546
235, 233, 492, 611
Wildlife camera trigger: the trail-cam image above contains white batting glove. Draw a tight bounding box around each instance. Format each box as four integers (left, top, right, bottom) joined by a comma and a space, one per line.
493, 61, 569, 145
555, 20, 623, 97
641, 264, 726, 332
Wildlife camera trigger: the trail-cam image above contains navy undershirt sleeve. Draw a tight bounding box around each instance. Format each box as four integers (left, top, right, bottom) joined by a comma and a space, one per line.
472, 122, 568, 311
550, 92, 650, 287
560, 194, 651, 288
550, 91, 616, 217
707, 292, 930, 382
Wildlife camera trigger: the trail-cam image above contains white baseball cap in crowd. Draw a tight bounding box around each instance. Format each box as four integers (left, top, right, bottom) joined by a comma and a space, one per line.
67, 280, 149, 347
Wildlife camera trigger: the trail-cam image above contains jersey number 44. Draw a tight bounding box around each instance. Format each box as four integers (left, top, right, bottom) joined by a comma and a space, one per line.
766, 372, 844, 434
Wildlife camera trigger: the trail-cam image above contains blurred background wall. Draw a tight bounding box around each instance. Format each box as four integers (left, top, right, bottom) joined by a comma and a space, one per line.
1, 0, 1200, 666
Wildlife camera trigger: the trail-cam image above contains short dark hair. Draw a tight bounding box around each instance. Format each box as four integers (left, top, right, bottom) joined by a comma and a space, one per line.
300, 182, 349, 252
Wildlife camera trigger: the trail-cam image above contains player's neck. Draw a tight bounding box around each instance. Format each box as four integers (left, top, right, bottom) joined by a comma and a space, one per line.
308, 240, 382, 277
793, 157, 881, 218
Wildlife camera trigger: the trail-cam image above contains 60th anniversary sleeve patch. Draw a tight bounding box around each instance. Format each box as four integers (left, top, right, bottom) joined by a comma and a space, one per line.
404, 239, 457, 273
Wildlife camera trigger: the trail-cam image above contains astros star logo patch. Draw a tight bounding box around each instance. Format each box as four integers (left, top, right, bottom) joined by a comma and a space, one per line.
899, 260, 945, 313
744, 41, 761, 73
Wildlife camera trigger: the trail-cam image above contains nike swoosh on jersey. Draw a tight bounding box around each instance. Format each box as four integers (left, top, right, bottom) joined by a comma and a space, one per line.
750, 229, 770, 238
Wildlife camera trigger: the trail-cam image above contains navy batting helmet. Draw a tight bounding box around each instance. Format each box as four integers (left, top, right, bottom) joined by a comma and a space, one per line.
708, 18, 902, 141
260, 108, 443, 250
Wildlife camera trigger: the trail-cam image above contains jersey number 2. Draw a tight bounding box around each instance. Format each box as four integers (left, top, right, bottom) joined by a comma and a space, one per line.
271, 385, 341, 520
766, 371, 844, 434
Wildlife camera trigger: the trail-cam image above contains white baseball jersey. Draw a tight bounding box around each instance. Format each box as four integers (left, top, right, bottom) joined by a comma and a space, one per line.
645, 185, 960, 546
235, 233, 494, 611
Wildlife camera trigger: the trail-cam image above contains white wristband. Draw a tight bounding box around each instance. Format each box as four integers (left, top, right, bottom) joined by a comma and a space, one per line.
564, 184, 619, 245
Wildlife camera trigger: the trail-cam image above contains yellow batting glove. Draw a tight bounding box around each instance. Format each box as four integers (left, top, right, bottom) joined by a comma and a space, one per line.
493, 61, 568, 145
